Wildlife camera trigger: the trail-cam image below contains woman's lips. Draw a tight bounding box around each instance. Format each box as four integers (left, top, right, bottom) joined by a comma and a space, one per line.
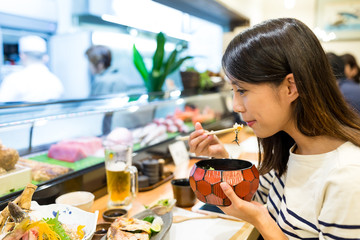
246, 121, 256, 127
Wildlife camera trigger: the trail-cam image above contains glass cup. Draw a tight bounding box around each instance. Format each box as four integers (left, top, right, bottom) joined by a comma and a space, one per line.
104, 142, 138, 209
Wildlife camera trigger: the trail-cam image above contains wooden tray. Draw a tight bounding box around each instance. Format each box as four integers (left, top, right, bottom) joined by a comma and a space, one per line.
139, 171, 174, 192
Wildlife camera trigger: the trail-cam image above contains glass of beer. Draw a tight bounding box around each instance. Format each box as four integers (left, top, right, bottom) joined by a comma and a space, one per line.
104, 143, 138, 209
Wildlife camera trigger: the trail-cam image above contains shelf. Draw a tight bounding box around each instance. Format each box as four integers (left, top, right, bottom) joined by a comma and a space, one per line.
0, 12, 57, 35
152, 0, 249, 31
75, 14, 190, 44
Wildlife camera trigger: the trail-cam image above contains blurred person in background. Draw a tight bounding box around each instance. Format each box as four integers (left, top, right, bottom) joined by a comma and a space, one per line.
326, 52, 346, 80
341, 53, 360, 83
326, 52, 360, 114
0, 35, 64, 102
85, 45, 126, 97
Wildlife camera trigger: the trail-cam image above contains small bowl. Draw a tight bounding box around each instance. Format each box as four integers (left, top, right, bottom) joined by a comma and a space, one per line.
102, 208, 128, 222
92, 222, 111, 240
171, 178, 196, 207
189, 159, 259, 206
55, 191, 94, 212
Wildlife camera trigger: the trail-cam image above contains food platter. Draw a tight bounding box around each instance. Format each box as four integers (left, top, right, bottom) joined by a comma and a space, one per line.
134, 209, 172, 240
101, 209, 173, 240
29, 201, 98, 240
0, 183, 98, 240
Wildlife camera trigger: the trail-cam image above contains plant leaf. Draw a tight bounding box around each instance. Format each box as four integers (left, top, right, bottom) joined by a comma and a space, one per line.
133, 44, 149, 84
152, 32, 165, 72
154, 50, 176, 92
169, 56, 193, 74
158, 51, 193, 91
150, 32, 166, 92
147, 76, 154, 92
163, 50, 177, 77
151, 70, 164, 92
154, 75, 165, 93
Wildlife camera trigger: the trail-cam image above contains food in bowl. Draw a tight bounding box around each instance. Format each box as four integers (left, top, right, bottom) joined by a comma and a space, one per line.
189, 159, 259, 206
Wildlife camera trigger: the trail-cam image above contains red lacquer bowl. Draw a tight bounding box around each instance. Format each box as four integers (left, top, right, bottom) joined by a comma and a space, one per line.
189, 159, 259, 206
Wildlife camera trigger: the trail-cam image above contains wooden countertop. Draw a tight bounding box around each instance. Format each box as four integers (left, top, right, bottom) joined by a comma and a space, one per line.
90, 129, 260, 240
91, 160, 192, 219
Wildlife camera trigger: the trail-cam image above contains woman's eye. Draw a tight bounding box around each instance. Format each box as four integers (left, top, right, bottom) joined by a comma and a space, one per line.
237, 89, 246, 95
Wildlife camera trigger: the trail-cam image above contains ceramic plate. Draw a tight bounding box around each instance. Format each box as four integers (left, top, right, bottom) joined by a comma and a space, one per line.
29, 201, 99, 240
101, 209, 173, 240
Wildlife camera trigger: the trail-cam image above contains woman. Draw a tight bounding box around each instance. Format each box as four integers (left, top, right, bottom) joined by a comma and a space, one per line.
189, 18, 360, 239
327, 52, 360, 114
341, 53, 360, 83
85, 45, 126, 96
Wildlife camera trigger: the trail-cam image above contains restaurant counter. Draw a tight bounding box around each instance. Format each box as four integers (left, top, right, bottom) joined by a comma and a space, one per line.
90, 131, 260, 240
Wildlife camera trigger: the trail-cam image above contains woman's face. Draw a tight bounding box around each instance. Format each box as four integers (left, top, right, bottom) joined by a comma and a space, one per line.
89, 62, 105, 75
344, 64, 358, 79
232, 80, 296, 138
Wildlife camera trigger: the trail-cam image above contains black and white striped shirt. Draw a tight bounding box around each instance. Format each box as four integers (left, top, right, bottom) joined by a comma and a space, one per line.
254, 142, 360, 239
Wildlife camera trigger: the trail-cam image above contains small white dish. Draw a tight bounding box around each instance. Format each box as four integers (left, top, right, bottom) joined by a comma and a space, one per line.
30, 201, 98, 240
55, 191, 95, 212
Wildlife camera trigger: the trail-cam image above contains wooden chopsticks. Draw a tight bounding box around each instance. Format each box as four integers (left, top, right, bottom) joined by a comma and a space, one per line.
176, 124, 243, 141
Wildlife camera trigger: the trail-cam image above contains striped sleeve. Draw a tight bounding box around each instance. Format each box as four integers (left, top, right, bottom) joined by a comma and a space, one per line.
318, 165, 360, 239
253, 170, 275, 204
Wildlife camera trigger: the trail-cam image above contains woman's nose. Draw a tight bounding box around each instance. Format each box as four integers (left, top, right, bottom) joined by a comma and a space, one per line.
233, 100, 245, 113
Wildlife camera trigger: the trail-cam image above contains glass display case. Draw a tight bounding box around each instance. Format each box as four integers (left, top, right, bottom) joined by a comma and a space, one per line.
0, 90, 236, 209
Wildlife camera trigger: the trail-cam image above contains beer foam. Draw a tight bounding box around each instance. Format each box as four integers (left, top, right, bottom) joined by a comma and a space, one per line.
106, 161, 127, 171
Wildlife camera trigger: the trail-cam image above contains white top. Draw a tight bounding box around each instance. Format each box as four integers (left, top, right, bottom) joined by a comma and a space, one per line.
254, 141, 360, 239
0, 63, 64, 102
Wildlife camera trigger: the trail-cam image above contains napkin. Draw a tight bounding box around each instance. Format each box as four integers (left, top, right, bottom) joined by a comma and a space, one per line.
166, 207, 245, 240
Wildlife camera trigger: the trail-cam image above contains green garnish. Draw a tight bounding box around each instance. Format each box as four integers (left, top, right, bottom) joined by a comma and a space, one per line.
143, 215, 155, 223
150, 217, 163, 236
143, 215, 163, 237
145, 198, 171, 209
204, 165, 215, 170
156, 199, 170, 206
43, 212, 71, 240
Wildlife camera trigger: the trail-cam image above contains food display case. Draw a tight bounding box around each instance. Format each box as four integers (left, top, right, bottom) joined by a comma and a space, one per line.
0, 90, 236, 210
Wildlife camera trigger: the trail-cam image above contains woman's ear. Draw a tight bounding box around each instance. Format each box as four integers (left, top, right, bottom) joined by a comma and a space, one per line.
284, 73, 299, 102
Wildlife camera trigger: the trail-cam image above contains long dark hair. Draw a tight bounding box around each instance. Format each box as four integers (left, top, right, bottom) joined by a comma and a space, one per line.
222, 18, 360, 176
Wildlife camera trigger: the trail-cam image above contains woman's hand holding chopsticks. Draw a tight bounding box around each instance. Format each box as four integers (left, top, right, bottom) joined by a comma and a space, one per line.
177, 123, 243, 141
188, 122, 229, 159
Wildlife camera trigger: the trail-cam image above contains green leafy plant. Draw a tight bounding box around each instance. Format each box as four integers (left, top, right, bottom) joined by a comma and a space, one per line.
133, 32, 192, 92
184, 66, 197, 72
199, 70, 213, 90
